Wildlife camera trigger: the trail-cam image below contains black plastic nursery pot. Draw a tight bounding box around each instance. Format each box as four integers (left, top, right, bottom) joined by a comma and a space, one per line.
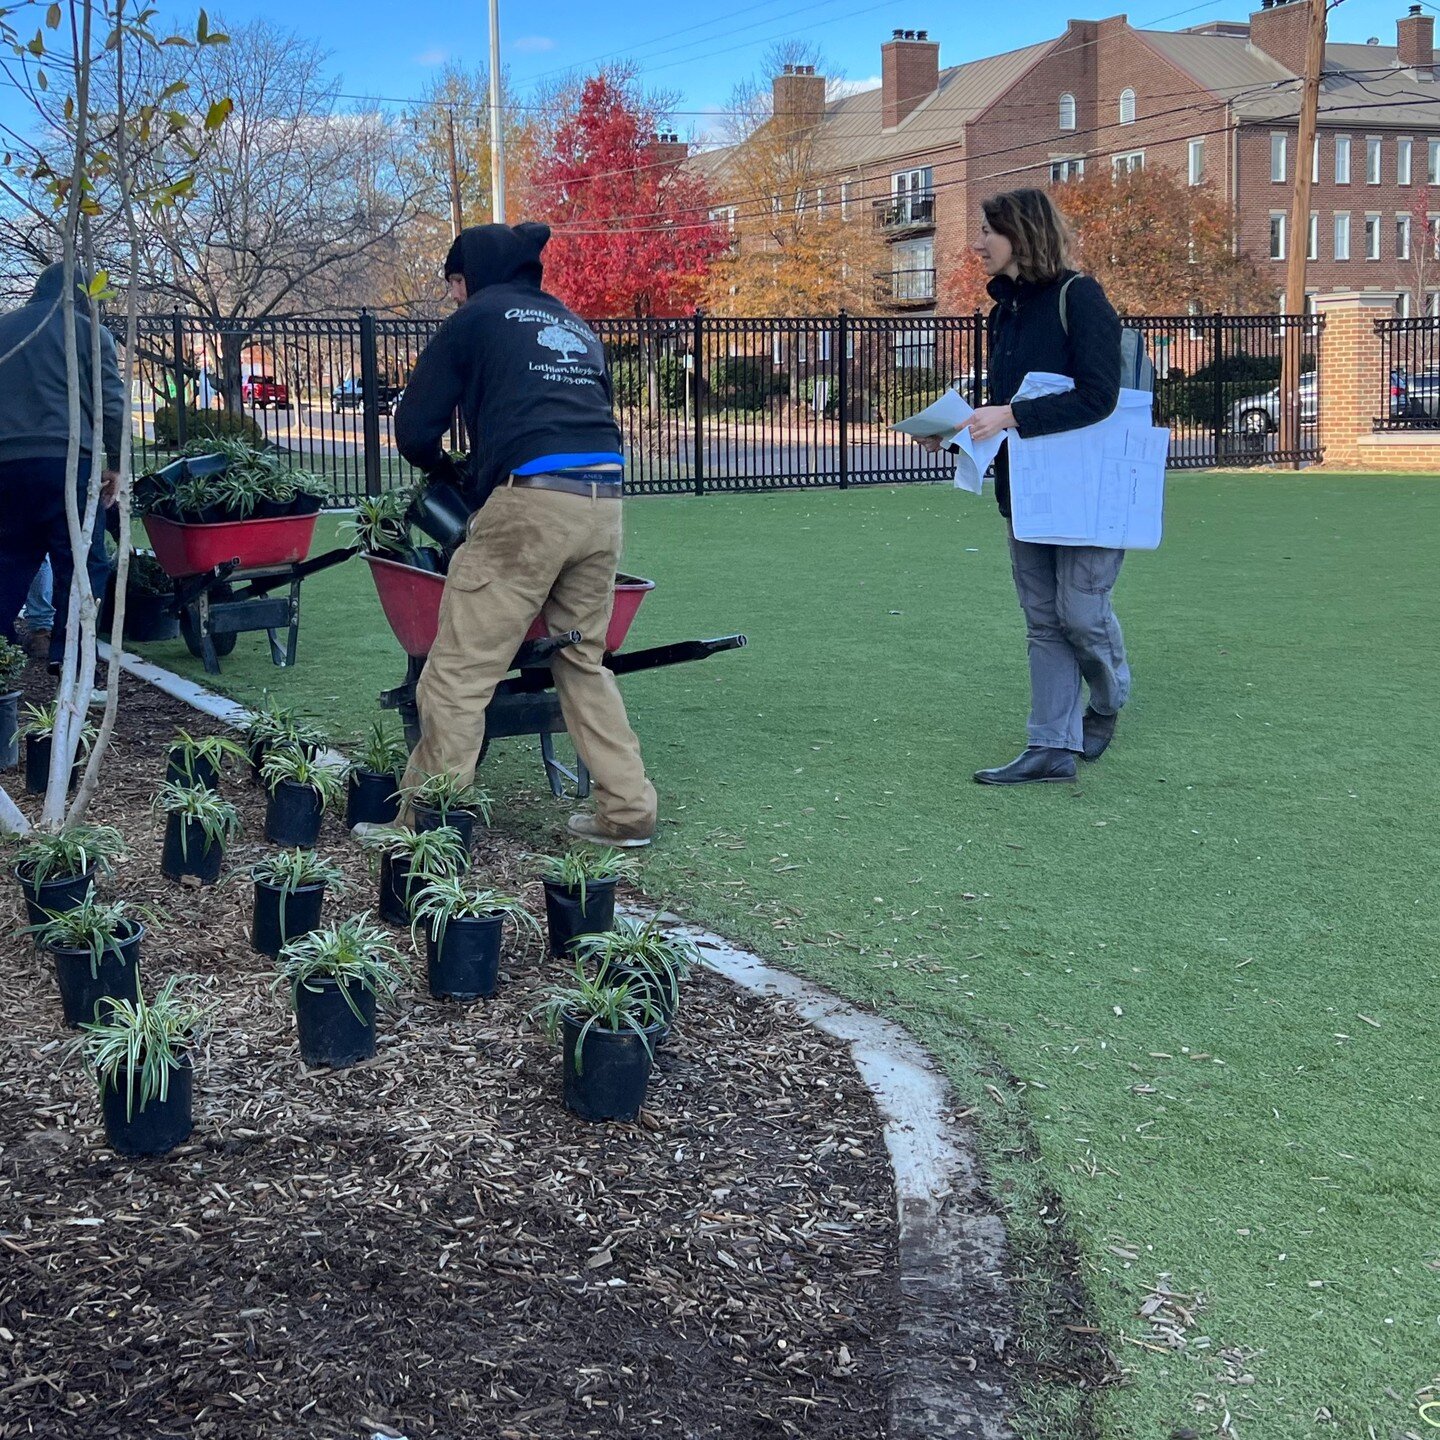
124, 590, 180, 643
543, 877, 618, 959
100, 1055, 193, 1157
426, 912, 503, 1001
345, 768, 400, 828
165, 748, 220, 791
265, 779, 325, 847
160, 812, 224, 885
293, 976, 376, 1068
251, 876, 326, 960
246, 738, 267, 780
378, 851, 422, 926
15, 862, 93, 930
25, 734, 80, 795
412, 802, 476, 851
51, 921, 144, 1030
560, 1014, 663, 1123
0, 691, 19, 771
607, 964, 676, 1045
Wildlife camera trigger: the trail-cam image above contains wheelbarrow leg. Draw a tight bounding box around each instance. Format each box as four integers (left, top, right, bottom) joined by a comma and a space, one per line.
285, 579, 301, 666
196, 591, 220, 676
539, 729, 592, 800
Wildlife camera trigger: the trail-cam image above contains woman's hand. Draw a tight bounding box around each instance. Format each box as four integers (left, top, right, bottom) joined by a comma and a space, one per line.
960, 405, 1015, 443
913, 436, 944, 454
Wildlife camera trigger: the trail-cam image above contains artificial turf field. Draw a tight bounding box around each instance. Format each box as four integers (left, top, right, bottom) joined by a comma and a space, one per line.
142, 474, 1440, 1439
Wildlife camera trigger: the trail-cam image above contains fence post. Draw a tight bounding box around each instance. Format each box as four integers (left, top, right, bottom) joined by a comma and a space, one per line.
837, 310, 849, 489
972, 311, 985, 407
692, 309, 705, 497
359, 309, 383, 498
170, 309, 188, 449
1210, 312, 1225, 461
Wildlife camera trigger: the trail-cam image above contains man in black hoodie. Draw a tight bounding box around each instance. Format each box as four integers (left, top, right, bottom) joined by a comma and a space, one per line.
393, 222, 657, 846
0, 262, 122, 667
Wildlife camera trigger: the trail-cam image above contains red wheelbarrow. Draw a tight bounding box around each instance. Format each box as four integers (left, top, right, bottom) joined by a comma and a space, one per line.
364, 553, 745, 798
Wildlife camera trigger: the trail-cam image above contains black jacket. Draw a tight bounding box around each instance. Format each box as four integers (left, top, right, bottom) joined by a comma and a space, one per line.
395, 223, 622, 508
984, 269, 1121, 518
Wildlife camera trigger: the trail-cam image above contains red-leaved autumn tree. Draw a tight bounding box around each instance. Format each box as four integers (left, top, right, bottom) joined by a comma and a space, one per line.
532, 73, 727, 318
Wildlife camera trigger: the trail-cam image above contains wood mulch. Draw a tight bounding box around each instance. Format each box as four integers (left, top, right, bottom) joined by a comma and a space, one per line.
0, 666, 900, 1440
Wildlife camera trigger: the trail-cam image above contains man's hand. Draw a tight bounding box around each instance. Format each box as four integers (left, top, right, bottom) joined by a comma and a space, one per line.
959, 405, 1016, 443
101, 470, 120, 508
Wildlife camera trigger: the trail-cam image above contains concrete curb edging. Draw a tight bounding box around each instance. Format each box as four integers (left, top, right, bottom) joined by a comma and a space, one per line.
104, 645, 1019, 1439
633, 910, 1018, 1440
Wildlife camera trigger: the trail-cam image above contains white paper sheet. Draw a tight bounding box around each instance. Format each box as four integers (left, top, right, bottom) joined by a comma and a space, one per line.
890, 385, 1002, 494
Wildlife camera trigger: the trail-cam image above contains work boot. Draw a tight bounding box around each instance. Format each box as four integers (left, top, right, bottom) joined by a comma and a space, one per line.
567, 813, 653, 848
1081, 707, 1118, 762
27, 627, 51, 661
973, 747, 1078, 786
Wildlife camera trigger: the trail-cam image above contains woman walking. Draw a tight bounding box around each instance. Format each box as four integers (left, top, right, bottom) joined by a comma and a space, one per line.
937, 188, 1130, 785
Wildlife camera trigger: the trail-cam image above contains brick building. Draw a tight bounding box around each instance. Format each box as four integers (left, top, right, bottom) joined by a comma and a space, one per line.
695, 4, 1440, 316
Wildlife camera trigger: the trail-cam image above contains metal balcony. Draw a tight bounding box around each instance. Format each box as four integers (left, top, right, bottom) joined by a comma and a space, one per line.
874, 268, 937, 308
873, 194, 936, 233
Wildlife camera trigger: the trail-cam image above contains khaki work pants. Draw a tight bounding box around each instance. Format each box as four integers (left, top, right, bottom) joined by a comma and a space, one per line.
401, 484, 657, 838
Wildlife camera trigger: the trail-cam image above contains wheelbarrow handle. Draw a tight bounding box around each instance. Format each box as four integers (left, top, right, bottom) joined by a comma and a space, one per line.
606, 634, 747, 677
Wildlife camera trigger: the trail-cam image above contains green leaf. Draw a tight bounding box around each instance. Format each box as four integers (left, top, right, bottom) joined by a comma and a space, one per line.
196, 7, 206, 41
203, 96, 232, 130
34, 66, 44, 89
26, 28, 43, 55
166, 109, 188, 129
45, 3, 59, 27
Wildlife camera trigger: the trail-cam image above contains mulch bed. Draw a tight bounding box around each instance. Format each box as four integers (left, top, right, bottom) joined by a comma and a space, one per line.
0, 666, 900, 1440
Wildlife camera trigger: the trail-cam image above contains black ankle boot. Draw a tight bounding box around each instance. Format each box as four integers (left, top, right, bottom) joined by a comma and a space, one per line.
973, 747, 1077, 786
1082, 708, 1118, 762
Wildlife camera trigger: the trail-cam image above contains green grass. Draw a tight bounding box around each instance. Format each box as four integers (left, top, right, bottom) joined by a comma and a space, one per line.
139, 477, 1440, 1439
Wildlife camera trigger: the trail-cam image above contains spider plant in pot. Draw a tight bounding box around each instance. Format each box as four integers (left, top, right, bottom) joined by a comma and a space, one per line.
342, 491, 413, 560
261, 744, 344, 847
409, 876, 539, 1001
536, 965, 665, 1123
250, 849, 345, 959
240, 697, 325, 778
210, 467, 264, 522
344, 719, 406, 828
165, 728, 247, 791
274, 916, 408, 1068
22, 703, 96, 794
78, 975, 206, 1157
360, 824, 468, 927
536, 848, 638, 959
172, 472, 225, 524
11, 823, 126, 929
27, 893, 145, 1030
0, 636, 26, 769
123, 552, 180, 643
403, 771, 492, 851
153, 781, 241, 886
572, 919, 698, 1044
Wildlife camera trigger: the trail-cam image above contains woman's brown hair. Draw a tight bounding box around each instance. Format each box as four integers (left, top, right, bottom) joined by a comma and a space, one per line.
980, 188, 1074, 284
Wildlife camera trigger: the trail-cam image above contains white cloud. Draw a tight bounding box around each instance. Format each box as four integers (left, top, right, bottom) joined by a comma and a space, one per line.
512, 35, 556, 54
828, 74, 881, 101
414, 47, 449, 66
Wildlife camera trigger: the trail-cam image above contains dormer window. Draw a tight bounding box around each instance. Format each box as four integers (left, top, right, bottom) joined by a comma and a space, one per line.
1119, 87, 1136, 125
1059, 92, 1076, 131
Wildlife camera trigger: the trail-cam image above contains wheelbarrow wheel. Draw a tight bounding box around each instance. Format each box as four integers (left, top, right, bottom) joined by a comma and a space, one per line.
179, 584, 238, 660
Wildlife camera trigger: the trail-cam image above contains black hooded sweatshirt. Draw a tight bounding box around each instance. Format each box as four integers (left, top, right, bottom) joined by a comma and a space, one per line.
394, 223, 622, 508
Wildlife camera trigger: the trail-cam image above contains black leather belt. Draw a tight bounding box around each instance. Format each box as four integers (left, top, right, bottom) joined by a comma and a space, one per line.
506, 470, 623, 498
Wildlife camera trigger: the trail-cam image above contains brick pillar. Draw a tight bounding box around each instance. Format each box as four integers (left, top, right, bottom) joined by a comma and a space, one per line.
1314, 291, 1395, 470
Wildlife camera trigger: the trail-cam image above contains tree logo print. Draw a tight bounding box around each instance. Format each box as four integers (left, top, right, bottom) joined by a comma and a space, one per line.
537, 324, 587, 363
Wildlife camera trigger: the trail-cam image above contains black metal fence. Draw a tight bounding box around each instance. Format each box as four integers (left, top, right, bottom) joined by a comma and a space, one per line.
1372, 317, 1440, 429
109, 309, 1323, 505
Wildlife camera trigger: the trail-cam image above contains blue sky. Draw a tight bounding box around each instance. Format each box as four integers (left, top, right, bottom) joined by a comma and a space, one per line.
159, 0, 1440, 138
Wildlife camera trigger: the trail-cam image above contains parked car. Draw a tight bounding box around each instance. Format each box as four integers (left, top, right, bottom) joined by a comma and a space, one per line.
1388, 369, 1440, 419
242, 374, 290, 410
1229, 372, 1317, 435
331, 378, 404, 416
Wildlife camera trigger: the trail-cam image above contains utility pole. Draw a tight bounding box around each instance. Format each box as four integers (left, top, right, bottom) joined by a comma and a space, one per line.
445, 111, 464, 239
1280, 0, 1328, 462
488, 0, 506, 223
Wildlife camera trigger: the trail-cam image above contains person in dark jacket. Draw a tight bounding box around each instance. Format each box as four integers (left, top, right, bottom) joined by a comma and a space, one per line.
0, 262, 121, 667
393, 222, 657, 846
928, 189, 1130, 785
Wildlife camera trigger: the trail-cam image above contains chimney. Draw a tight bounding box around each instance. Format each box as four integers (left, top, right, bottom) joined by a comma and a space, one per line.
1399, 3, 1434, 71
772, 63, 827, 132
1248, 0, 1310, 73
882, 28, 941, 129
643, 131, 688, 170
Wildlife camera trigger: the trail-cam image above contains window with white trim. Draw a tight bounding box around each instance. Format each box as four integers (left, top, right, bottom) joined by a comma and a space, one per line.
1366, 136, 1382, 184
1188, 138, 1204, 185
1399, 137, 1413, 186
1396, 291, 1412, 319
1428, 289, 1440, 318
1431, 213, 1440, 258
840, 181, 852, 220
1335, 134, 1351, 184
1397, 213, 1412, 261
1271, 132, 1287, 183
1119, 87, 1136, 125
1365, 212, 1382, 260
1112, 149, 1144, 175
1269, 212, 1286, 260
1049, 157, 1085, 183
1313, 136, 1320, 183
1308, 211, 1318, 261
1059, 92, 1076, 131
1429, 138, 1440, 184
709, 205, 739, 232
1333, 211, 1350, 261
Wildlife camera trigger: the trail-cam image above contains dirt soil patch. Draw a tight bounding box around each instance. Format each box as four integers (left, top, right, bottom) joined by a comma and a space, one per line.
0, 667, 900, 1440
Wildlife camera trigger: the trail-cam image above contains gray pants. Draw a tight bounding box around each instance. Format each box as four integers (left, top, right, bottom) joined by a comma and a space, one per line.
1008, 532, 1131, 752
